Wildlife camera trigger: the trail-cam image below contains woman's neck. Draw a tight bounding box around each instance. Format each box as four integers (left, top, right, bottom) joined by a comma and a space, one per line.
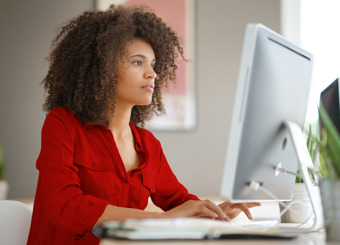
107, 104, 133, 139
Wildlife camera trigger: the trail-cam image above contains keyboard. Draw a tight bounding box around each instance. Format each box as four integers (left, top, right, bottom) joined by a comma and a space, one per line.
228, 218, 279, 227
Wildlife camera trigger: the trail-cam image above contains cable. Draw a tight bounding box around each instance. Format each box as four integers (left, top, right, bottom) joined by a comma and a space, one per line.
248, 180, 314, 228
275, 166, 318, 186
275, 166, 304, 179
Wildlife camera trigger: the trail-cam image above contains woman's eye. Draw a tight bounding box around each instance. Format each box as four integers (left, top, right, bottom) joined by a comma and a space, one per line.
133, 60, 142, 66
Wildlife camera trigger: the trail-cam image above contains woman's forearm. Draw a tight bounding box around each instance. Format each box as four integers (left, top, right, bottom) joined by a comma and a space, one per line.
95, 204, 161, 225
95, 199, 230, 227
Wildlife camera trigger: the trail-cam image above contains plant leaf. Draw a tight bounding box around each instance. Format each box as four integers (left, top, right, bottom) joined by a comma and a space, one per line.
319, 103, 340, 177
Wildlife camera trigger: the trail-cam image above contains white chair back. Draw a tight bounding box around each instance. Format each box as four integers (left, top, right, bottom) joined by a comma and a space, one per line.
0, 200, 32, 245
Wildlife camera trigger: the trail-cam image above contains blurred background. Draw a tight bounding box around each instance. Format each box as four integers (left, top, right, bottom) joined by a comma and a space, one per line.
1, 0, 339, 199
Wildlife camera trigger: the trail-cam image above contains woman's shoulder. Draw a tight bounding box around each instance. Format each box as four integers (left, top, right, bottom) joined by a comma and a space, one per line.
45, 106, 81, 127
41, 107, 85, 141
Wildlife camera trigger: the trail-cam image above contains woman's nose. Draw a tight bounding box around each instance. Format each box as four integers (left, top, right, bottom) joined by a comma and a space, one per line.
145, 66, 157, 80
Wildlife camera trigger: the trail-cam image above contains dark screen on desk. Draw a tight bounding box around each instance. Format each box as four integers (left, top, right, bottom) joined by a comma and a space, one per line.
320, 78, 340, 134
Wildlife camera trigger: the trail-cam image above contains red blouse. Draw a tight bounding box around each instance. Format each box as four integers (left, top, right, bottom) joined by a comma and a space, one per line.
27, 107, 199, 245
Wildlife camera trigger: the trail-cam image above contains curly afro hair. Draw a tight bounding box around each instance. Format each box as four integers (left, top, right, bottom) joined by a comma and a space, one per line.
42, 4, 185, 127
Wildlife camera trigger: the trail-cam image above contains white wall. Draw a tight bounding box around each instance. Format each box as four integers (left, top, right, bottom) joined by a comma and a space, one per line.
154, 0, 281, 197
0, 0, 280, 199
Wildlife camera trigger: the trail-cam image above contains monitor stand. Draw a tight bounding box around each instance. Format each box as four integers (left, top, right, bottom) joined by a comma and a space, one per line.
283, 121, 324, 231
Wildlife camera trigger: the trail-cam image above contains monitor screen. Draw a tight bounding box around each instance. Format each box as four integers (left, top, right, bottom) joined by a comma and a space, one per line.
320, 78, 340, 134
220, 23, 313, 202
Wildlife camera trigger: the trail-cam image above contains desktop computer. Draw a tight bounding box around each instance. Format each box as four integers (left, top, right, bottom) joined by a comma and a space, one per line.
220, 23, 323, 231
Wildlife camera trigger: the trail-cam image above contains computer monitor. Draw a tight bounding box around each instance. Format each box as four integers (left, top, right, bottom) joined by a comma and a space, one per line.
220, 23, 313, 202
320, 78, 340, 134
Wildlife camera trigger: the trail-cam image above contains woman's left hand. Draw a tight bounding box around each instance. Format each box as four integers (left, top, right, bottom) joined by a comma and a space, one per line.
218, 201, 261, 220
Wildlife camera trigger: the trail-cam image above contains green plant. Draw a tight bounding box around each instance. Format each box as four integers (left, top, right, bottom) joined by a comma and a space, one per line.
306, 104, 340, 180
295, 124, 318, 183
295, 169, 303, 183
0, 145, 5, 179
317, 104, 340, 179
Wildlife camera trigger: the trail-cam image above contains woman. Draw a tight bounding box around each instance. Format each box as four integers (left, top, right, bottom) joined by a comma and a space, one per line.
27, 5, 260, 245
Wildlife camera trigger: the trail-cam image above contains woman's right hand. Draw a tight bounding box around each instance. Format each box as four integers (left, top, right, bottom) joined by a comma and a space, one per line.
157, 200, 230, 221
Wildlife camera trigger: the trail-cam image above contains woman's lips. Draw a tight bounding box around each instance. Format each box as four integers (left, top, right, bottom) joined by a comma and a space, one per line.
142, 83, 154, 92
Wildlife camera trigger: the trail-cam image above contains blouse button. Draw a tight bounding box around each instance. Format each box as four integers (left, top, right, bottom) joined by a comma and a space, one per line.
92, 163, 96, 167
